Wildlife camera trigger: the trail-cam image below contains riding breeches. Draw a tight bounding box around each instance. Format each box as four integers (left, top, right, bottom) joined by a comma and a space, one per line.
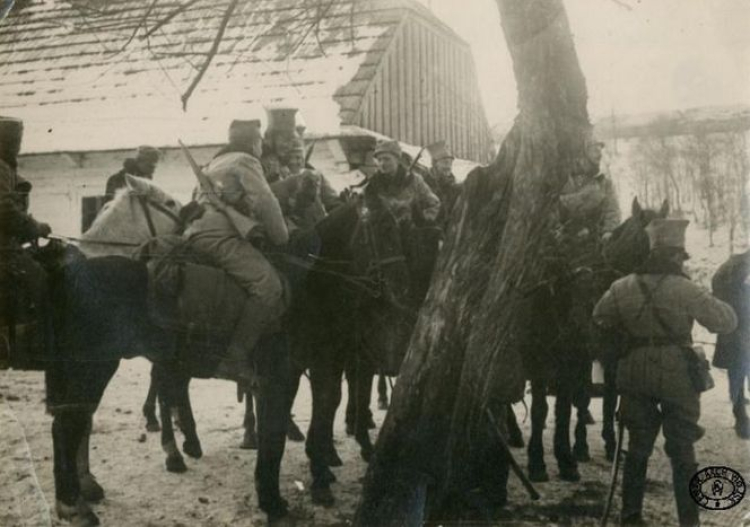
184, 233, 284, 318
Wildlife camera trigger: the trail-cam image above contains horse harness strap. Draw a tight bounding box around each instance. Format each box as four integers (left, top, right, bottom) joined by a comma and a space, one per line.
134, 193, 183, 237
136, 194, 157, 237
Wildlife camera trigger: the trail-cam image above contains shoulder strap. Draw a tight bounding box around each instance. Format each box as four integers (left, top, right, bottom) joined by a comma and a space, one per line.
635, 276, 691, 345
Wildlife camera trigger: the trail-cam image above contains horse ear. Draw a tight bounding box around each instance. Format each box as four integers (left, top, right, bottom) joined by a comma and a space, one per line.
659, 199, 670, 218
631, 197, 643, 218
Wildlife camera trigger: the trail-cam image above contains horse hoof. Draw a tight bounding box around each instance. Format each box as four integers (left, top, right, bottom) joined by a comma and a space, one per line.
559, 466, 581, 482
345, 422, 354, 436
508, 433, 525, 449
527, 466, 549, 483
311, 486, 335, 507
145, 420, 161, 432
166, 455, 188, 473
183, 440, 203, 459
56, 498, 100, 526
287, 422, 305, 442
240, 432, 258, 450
323, 448, 343, 467
79, 473, 105, 503
260, 497, 289, 521
367, 416, 377, 430
735, 419, 750, 440
378, 399, 389, 411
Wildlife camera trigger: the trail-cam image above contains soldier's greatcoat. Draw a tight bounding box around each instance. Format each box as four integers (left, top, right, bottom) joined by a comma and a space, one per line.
184, 151, 288, 314
712, 251, 750, 373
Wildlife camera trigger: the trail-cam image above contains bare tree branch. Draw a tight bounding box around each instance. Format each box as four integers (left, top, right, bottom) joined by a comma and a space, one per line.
181, 0, 239, 111
609, 0, 634, 11
109, 0, 160, 56
142, 0, 204, 39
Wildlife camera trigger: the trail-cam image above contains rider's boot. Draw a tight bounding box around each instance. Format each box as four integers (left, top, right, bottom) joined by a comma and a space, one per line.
215, 296, 277, 383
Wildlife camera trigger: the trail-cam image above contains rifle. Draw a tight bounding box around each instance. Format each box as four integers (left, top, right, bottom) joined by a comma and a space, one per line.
486, 408, 541, 501
304, 140, 316, 168
601, 408, 625, 527
178, 140, 225, 212
407, 145, 427, 174
178, 140, 257, 237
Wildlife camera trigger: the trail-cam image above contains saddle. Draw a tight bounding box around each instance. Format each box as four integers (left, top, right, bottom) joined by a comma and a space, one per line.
137, 236, 246, 363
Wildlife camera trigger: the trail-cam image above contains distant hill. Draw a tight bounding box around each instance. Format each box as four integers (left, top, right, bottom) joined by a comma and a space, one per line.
594, 104, 750, 139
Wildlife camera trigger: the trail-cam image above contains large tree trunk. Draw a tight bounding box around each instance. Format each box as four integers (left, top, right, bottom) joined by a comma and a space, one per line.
354, 0, 590, 524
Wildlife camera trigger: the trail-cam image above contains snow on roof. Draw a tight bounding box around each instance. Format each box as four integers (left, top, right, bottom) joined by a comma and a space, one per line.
1, 0, 463, 154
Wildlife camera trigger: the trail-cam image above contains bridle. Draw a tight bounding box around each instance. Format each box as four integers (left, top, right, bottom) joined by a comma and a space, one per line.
133, 192, 182, 237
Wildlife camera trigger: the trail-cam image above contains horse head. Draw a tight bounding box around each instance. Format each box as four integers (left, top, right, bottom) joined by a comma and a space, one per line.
603, 197, 669, 275
81, 175, 183, 258
347, 197, 416, 374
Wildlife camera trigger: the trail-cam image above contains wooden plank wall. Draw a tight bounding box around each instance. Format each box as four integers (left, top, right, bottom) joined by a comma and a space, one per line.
355, 16, 492, 163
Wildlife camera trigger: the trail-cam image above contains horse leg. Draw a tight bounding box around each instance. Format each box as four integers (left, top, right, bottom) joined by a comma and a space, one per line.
53, 411, 100, 526
527, 379, 549, 482
729, 365, 750, 438
240, 388, 258, 450
344, 362, 356, 436
572, 367, 591, 462
254, 333, 293, 520
602, 361, 618, 460
306, 359, 342, 507
142, 364, 161, 432
176, 376, 202, 459
506, 403, 525, 448
554, 387, 580, 482
286, 366, 305, 442
76, 413, 105, 502
354, 363, 376, 462
377, 374, 389, 410
153, 364, 187, 473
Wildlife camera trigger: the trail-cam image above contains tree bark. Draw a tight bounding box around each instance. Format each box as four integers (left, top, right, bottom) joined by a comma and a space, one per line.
354, 0, 591, 524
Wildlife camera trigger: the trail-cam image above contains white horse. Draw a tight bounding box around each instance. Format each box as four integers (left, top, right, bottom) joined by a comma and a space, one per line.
80, 174, 183, 258
62, 174, 183, 508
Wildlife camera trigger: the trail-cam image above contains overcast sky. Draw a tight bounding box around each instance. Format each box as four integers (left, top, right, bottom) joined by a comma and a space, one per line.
420, 0, 750, 126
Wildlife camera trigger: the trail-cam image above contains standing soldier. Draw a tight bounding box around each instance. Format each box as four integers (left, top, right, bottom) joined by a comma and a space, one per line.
105, 145, 160, 198
711, 248, 750, 438
593, 218, 737, 526
424, 140, 461, 228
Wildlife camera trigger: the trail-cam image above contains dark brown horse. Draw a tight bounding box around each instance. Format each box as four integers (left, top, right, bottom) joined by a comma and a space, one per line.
519, 198, 668, 483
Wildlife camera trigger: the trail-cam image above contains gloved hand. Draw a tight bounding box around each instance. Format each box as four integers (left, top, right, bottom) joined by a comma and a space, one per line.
36, 221, 52, 238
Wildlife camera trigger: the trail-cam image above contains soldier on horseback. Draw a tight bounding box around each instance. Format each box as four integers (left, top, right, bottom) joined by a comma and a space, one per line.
593, 218, 737, 526
183, 119, 288, 382
424, 140, 461, 229
0, 116, 53, 368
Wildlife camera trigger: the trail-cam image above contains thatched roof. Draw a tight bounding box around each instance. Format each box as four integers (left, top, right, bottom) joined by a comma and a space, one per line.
0, 0, 466, 153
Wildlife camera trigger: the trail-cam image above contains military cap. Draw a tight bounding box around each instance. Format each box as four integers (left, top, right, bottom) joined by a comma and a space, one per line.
427, 140, 454, 162
374, 139, 401, 159
646, 218, 689, 250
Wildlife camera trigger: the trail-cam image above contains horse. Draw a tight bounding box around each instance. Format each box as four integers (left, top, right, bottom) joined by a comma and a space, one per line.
172, 197, 429, 507
17, 176, 302, 523
520, 198, 668, 483
45, 174, 425, 518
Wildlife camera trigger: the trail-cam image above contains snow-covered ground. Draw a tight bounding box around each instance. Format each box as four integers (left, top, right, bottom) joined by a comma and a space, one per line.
1, 224, 749, 526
